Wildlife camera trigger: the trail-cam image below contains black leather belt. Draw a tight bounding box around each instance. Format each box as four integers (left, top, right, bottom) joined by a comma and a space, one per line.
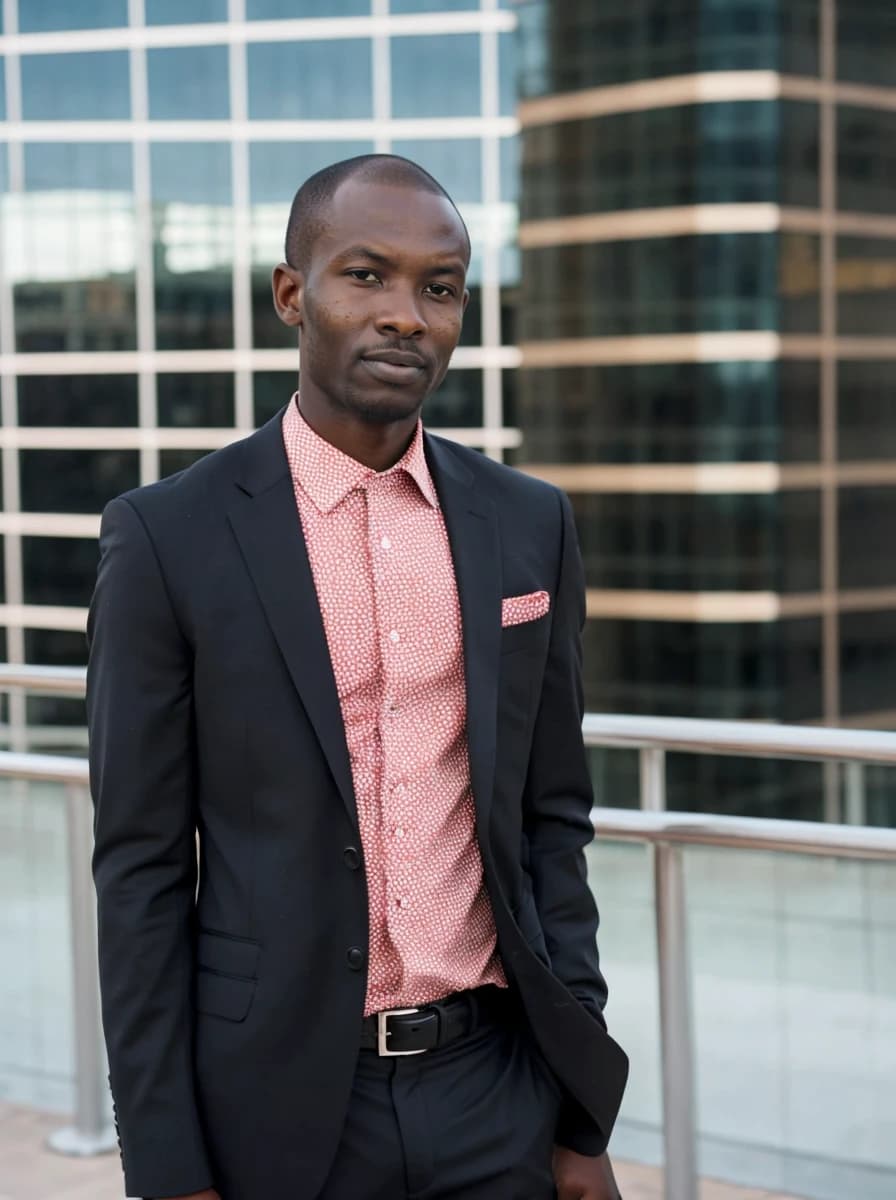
360, 986, 511, 1056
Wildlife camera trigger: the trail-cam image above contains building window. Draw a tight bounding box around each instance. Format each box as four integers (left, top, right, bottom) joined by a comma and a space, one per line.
248, 41, 373, 120
391, 34, 481, 119
21, 52, 131, 121
147, 45, 231, 121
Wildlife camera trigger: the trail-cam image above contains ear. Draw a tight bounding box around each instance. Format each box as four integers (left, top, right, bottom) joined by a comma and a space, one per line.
272, 262, 303, 328
461, 288, 471, 314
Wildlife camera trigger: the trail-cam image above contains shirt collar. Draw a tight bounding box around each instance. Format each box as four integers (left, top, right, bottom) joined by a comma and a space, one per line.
282, 394, 438, 514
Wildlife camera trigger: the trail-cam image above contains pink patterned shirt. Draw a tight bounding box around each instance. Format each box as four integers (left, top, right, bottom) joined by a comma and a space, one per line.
282, 397, 506, 1015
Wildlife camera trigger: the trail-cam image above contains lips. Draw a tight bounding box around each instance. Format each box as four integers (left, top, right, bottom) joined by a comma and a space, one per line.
360, 348, 427, 385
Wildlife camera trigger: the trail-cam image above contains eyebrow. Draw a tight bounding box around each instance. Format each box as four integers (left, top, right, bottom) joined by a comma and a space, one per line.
333, 245, 466, 277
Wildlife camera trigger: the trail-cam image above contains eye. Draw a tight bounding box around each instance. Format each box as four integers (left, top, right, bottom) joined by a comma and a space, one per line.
425, 282, 454, 298
347, 269, 380, 283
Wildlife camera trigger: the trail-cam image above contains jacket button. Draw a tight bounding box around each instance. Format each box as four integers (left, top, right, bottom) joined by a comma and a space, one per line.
347, 946, 365, 970
343, 846, 361, 870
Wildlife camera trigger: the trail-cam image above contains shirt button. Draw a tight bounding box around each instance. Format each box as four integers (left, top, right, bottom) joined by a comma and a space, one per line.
395, 827, 405, 839
343, 846, 361, 870
389, 630, 400, 644
346, 946, 366, 970
380, 535, 392, 550
396, 897, 409, 910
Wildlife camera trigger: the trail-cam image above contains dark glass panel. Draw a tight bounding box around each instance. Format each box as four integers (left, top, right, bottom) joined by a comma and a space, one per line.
146, 0, 228, 21
147, 46, 230, 120
18, 375, 138, 427
423, 370, 483, 428
778, 232, 820, 333
151, 143, 233, 350
584, 616, 822, 723
513, 360, 820, 465
839, 488, 896, 590
19, 0, 127, 31
500, 135, 520, 206
838, 107, 896, 216
15, 144, 136, 353
253, 372, 295, 426
456, 282, 482, 348
0, 536, 5, 600
390, 139, 482, 204
391, 35, 480, 119
837, 236, 896, 337
522, 101, 818, 220
20, 450, 139, 513
21, 52, 130, 120
838, 361, 896, 461
157, 373, 235, 427
520, 233, 785, 340
24, 629, 87, 738
518, 0, 819, 97
248, 41, 372, 120
571, 490, 820, 593
249, 140, 375, 348
159, 448, 215, 476
23, 537, 98, 607
837, 3, 896, 89
247, 0, 368, 14
840, 610, 896, 717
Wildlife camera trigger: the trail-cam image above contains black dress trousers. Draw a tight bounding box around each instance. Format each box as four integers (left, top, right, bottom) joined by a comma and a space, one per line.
316, 1015, 562, 1200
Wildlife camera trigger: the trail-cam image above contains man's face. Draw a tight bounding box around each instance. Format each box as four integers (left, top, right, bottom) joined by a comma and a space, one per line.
277, 177, 470, 425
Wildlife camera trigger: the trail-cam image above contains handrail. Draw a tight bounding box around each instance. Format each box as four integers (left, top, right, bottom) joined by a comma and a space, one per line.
0, 751, 89, 784
0, 664, 88, 695
583, 712, 896, 765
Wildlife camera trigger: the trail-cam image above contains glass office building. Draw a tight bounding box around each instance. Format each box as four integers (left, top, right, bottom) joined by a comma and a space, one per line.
0, 0, 520, 741
514, 0, 896, 819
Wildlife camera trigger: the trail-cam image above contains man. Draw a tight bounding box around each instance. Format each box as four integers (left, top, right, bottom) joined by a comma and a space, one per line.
88, 155, 628, 1200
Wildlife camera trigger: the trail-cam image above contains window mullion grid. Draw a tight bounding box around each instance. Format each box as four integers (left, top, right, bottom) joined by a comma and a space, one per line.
372, 0, 391, 153
480, 15, 503, 461
229, 0, 252, 430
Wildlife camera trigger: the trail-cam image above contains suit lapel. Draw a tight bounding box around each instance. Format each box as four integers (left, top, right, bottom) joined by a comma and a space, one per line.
425, 434, 502, 832
227, 414, 357, 827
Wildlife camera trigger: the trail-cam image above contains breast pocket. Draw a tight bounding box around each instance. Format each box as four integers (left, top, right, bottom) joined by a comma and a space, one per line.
195, 929, 260, 1023
500, 612, 550, 657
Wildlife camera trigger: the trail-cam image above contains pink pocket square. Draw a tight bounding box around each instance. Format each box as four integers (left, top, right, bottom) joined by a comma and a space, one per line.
501, 590, 550, 628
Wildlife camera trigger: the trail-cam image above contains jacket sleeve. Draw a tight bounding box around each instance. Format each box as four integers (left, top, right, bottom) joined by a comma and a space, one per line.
87, 496, 215, 1197
522, 487, 611, 1155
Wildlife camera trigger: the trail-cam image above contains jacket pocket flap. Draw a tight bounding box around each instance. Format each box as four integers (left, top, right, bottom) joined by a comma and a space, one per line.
195, 970, 256, 1022
197, 929, 260, 979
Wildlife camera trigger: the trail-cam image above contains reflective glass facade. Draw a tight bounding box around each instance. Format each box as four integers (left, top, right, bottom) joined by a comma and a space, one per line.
516, 0, 896, 819
0, 1, 518, 691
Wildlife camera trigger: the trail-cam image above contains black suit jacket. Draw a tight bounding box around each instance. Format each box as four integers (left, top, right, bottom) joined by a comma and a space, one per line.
87, 411, 628, 1200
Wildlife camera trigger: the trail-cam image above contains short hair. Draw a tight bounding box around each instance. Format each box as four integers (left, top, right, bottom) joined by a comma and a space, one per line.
283, 154, 471, 272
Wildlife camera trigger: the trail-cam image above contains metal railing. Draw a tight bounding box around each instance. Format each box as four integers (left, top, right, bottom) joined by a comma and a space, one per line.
4, 667, 896, 1197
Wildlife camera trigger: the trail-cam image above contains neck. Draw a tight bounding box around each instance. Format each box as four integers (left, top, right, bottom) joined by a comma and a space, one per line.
296, 393, 420, 472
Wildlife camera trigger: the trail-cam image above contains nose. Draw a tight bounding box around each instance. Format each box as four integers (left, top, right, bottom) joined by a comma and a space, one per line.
374, 287, 427, 340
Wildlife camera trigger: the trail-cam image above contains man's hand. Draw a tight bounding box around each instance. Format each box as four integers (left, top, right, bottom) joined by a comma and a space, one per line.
553, 1147, 622, 1200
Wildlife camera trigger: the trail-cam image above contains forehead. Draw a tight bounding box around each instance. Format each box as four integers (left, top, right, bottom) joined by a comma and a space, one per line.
313, 177, 468, 263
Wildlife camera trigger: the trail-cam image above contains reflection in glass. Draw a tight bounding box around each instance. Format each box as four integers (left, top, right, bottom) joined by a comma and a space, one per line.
839, 361, 896, 461
158, 373, 235, 427
21, 52, 130, 120
423, 370, 482, 428
838, 106, 896, 216
513, 361, 820, 465
248, 41, 372, 120
837, 236, 896, 337
18, 0, 127, 32
253, 372, 295, 426
839, 488, 896, 590
147, 46, 230, 120
151, 143, 234, 350
14, 144, 137, 353
571, 491, 821, 593
584, 616, 823, 723
841, 610, 896, 718
523, 102, 819, 220
249, 140, 374, 348
391, 35, 480, 119
146, 0, 228, 22
391, 140, 482, 204
18, 375, 139, 427
159, 449, 215, 477
20, 451, 139, 514
23, 538, 98, 607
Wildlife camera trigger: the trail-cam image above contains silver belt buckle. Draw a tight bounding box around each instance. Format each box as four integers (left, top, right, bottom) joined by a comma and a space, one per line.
377, 1006, 426, 1056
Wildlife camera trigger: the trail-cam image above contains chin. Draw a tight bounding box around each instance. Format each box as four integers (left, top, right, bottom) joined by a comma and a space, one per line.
344, 387, 425, 425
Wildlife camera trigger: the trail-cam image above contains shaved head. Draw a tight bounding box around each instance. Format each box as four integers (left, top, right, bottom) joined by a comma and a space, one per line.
284, 153, 471, 273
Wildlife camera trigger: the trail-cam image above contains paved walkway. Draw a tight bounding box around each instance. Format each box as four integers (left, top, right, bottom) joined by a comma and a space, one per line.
0, 1103, 808, 1200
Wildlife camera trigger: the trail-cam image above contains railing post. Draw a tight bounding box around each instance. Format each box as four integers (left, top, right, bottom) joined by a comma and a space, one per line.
47, 783, 116, 1156
640, 746, 666, 811
654, 842, 698, 1200
844, 761, 867, 826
